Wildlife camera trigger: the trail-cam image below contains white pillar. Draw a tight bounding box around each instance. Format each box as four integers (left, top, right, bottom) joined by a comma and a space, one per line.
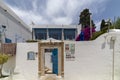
47, 27, 49, 39
62, 25, 64, 41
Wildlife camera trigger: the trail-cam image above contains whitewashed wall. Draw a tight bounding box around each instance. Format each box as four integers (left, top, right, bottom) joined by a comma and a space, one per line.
15, 43, 38, 80
14, 32, 120, 80
64, 32, 120, 80
2, 56, 16, 75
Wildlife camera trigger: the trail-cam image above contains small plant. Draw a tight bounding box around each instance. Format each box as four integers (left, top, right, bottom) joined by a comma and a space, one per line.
26, 40, 37, 42
0, 53, 9, 78
90, 26, 114, 40
90, 30, 106, 40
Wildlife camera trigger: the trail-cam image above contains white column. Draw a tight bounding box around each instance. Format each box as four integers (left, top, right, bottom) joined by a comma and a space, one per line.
47, 28, 49, 39
62, 26, 64, 41
75, 25, 78, 38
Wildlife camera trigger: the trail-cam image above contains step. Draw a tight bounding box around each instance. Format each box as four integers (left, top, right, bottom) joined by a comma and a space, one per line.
40, 74, 63, 80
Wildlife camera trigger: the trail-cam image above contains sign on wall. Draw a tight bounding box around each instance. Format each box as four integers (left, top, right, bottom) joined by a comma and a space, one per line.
65, 44, 75, 61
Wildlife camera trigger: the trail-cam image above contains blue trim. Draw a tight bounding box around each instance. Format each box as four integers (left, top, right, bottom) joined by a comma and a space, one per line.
5, 38, 12, 43
52, 48, 58, 75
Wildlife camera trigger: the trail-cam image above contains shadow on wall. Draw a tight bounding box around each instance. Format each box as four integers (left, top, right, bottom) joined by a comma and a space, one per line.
2, 56, 16, 76
101, 42, 106, 49
101, 37, 115, 50
0, 43, 16, 76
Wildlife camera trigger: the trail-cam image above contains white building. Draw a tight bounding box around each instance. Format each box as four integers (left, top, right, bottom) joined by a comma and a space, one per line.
0, 1, 31, 43
2, 29, 120, 80
32, 25, 81, 41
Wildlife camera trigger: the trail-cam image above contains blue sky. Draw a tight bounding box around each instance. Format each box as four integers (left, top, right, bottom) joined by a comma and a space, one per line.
3, 0, 120, 30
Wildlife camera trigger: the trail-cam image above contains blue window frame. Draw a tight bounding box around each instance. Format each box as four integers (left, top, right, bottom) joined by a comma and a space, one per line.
64, 29, 76, 40
48, 28, 62, 40
27, 51, 35, 60
34, 28, 47, 40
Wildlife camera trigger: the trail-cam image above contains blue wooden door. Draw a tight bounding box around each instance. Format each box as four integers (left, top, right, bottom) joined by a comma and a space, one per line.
52, 48, 58, 75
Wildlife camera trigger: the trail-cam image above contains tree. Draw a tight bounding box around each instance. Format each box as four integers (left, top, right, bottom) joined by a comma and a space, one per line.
100, 19, 112, 31
78, 8, 94, 28
114, 17, 120, 29
91, 20, 95, 27
0, 54, 8, 77
100, 19, 106, 31
77, 8, 96, 41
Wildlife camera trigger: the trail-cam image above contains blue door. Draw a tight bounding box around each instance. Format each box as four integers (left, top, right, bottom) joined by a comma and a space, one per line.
52, 48, 58, 75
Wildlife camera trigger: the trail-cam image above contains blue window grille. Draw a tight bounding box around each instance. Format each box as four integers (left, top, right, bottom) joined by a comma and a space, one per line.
64, 29, 76, 40
48, 28, 62, 40
34, 28, 47, 40
27, 51, 35, 60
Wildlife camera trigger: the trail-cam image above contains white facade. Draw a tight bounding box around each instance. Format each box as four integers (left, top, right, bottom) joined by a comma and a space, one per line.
3, 30, 119, 80
33, 25, 81, 36
0, 1, 31, 43
32, 25, 81, 40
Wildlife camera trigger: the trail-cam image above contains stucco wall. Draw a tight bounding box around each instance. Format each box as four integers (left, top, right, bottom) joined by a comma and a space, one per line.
64, 32, 120, 80
64, 42, 111, 80
2, 56, 16, 75
15, 43, 38, 80
14, 32, 120, 80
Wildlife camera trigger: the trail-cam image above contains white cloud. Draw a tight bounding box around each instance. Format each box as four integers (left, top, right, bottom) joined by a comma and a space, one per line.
46, 0, 65, 17
32, 0, 37, 12
4, 0, 109, 25
95, 21, 101, 31
52, 17, 72, 25
9, 7, 48, 24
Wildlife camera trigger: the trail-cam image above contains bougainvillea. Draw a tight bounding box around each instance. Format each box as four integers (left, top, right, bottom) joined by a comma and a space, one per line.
76, 26, 96, 41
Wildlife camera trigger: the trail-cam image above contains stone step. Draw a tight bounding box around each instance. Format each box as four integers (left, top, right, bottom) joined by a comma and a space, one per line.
40, 74, 63, 80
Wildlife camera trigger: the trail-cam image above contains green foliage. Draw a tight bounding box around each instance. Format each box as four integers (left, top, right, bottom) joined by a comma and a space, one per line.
90, 30, 106, 40
100, 19, 113, 31
91, 25, 114, 40
79, 8, 91, 26
91, 20, 95, 27
0, 54, 9, 77
100, 19, 106, 31
26, 40, 37, 42
78, 8, 95, 28
114, 17, 120, 29
0, 54, 8, 64
0, 75, 8, 78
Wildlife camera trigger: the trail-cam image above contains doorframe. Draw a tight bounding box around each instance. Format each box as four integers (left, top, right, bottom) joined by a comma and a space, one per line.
38, 42, 64, 77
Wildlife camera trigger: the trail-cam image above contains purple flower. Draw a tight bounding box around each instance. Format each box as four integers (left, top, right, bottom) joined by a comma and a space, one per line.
76, 26, 96, 41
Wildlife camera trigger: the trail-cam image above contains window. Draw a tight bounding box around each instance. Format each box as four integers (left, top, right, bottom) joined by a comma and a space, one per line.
34, 28, 47, 40
64, 29, 76, 40
27, 51, 35, 60
48, 28, 62, 40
